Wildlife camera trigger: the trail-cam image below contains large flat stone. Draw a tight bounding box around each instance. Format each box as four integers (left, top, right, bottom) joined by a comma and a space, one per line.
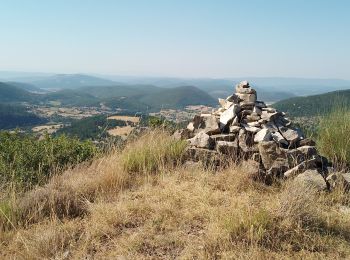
216, 140, 239, 156
189, 132, 215, 149
220, 104, 240, 127
294, 170, 327, 191
254, 128, 272, 143
211, 133, 236, 142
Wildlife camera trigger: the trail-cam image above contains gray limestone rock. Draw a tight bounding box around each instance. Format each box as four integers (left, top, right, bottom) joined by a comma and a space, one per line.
220, 104, 240, 127
216, 140, 239, 156
272, 132, 289, 146
189, 132, 215, 149
326, 172, 350, 192
211, 133, 236, 142
294, 170, 327, 191
279, 128, 303, 146
258, 141, 284, 170
254, 129, 272, 143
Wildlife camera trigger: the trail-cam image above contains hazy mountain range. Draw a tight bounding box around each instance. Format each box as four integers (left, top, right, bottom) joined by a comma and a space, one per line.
1, 71, 350, 106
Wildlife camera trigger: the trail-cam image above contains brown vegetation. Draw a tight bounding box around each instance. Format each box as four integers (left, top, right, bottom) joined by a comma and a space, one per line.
1, 131, 350, 259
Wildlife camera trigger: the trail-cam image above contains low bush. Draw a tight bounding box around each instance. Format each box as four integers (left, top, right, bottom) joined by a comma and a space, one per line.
0, 132, 98, 187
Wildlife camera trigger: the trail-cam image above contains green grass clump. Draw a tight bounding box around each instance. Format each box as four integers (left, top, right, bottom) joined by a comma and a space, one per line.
121, 131, 187, 174
317, 107, 350, 169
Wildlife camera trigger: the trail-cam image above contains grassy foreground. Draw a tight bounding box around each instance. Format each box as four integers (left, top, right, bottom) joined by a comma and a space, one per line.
1, 131, 350, 259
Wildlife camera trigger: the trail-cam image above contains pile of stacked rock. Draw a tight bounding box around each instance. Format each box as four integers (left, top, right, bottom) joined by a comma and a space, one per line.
175, 81, 335, 187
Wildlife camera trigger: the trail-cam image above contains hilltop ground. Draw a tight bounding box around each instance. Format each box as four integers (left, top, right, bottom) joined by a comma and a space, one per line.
1, 131, 350, 259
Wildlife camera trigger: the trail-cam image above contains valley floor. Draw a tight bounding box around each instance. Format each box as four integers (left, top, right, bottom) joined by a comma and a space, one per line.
1, 132, 350, 259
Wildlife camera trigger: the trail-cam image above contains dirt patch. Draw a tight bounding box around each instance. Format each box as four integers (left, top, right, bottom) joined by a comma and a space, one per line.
107, 126, 134, 138
32, 124, 64, 134
107, 115, 140, 124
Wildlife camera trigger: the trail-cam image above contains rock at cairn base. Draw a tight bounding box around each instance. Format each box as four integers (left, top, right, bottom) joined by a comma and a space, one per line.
175, 80, 330, 185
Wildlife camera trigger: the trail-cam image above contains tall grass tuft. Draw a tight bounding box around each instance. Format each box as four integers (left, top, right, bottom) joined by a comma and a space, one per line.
317, 106, 350, 170
121, 130, 187, 175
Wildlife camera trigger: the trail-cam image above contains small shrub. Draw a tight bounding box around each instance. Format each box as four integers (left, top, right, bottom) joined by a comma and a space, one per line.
0, 132, 98, 188
121, 131, 187, 175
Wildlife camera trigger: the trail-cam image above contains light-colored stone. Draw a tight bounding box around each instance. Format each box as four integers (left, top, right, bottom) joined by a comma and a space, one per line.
254, 128, 272, 143
235, 81, 250, 94
253, 106, 262, 115
246, 114, 261, 122
297, 146, 318, 158
236, 93, 257, 104
272, 132, 288, 146
188, 115, 221, 135
218, 98, 226, 108
261, 111, 282, 121
245, 126, 261, 133
247, 121, 260, 127
239, 129, 258, 153
219, 104, 240, 127
173, 128, 193, 140
185, 147, 221, 167
283, 158, 317, 178
231, 116, 240, 126
226, 94, 240, 103
298, 138, 316, 147
187, 122, 194, 131
294, 170, 327, 191
216, 140, 239, 156
267, 158, 289, 177
229, 125, 241, 133
211, 133, 236, 142
326, 172, 350, 192
280, 128, 302, 145
218, 98, 234, 109
189, 132, 215, 149
202, 115, 221, 135
258, 141, 284, 170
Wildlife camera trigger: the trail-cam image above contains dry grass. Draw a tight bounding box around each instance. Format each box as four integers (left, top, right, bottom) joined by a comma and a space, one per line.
1, 132, 350, 259
107, 115, 140, 123
107, 125, 135, 137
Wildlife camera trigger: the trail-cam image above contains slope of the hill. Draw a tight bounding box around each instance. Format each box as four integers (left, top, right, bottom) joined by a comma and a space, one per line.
0, 82, 35, 102
41, 89, 99, 106
0, 103, 47, 129
78, 84, 163, 99
5, 81, 44, 93
139, 86, 217, 109
274, 89, 350, 117
28, 74, 118, 89
1, 132, 350, 259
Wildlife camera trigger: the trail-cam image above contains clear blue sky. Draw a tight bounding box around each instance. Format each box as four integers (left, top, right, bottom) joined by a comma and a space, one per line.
1, 0, 349, 79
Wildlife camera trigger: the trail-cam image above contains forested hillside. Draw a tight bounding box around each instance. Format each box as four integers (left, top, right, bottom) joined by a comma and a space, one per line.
0, 82, 35, 102
274, 89, 350, 117
0, 104, 47, 129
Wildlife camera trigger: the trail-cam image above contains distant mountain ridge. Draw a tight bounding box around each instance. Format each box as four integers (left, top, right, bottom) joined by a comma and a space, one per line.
3, 71, 350, 102
0, 82, 35, 102
27, 74, 119, 89
0, 80, 216, 112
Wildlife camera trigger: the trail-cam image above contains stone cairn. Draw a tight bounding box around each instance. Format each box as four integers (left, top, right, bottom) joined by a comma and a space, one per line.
174, 81, 344, 189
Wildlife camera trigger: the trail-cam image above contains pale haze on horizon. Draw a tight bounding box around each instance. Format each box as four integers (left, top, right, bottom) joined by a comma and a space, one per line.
0, 0, 349, 79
